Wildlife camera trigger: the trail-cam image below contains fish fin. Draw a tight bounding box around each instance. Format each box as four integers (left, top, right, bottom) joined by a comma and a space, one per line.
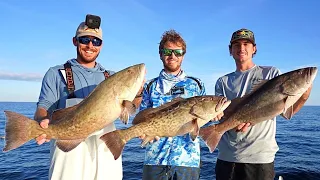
141, 135, 155, 147
51, 104, 80, 124
3, 111, 37, 152
123, 100, 137, 115
56, 139, 84, 152
190, 119, 199, 141
281, 108, 293, 120
100, 130, 126, 160
119, 100, 136, 124
176, 122, 195, 136
281, 94, 305, 120
199, 125, 223, 153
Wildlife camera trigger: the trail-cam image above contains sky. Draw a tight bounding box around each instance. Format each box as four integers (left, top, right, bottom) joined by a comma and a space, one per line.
0, 0, 319, 105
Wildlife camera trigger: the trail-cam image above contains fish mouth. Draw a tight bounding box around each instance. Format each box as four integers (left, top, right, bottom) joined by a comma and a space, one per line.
306, 67, 318, 84
215, 97, 231, 112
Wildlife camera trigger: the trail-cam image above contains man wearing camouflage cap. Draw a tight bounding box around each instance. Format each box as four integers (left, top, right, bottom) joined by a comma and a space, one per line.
34, 14, 143, 180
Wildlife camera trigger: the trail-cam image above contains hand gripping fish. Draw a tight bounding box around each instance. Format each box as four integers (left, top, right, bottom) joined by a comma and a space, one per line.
3, 63, 146, 152
100, 95, 231, 160
199, 67, 317, 152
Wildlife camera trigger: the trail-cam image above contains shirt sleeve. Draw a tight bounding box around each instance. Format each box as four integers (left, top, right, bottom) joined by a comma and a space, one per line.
199, 80, 206, 96
272, 67, 281, 78
215, 77, 225, 96
36, 68, 60, 113
139, 82, 152, 111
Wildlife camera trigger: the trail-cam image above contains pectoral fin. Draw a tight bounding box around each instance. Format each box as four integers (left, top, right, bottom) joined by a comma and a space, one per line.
281, 105, 293, 120
120, 100, 137, 124
190, 105, 207, 120
141, 135, 155, 147
190, 119, 199, 141
56, 139, 84, 152
281, 94, 307, 120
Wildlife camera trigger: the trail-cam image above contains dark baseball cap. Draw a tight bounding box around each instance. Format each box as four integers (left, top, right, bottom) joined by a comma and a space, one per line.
230, 28, 255, 45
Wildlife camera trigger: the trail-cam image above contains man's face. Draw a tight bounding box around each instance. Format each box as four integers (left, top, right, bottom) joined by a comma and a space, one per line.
230, 39, 256, 64
160, 42, 185, 75
74, 36, 102, 63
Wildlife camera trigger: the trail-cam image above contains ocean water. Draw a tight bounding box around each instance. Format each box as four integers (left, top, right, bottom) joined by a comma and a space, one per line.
0, 102, 319, 180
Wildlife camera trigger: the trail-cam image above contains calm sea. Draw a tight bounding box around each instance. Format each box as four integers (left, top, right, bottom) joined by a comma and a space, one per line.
0, 102, 319, 180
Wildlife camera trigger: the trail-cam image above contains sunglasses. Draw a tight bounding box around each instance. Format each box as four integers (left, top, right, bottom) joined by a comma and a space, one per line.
161, 48, 184, 57
77, 36, 102, 46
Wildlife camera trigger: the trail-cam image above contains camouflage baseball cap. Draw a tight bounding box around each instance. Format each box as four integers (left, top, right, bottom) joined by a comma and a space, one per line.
230, 28, 255, 45
75, 22, 103, 40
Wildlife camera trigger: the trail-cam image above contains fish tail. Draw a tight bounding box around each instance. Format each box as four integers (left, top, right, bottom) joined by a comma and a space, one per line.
100, 130, 127, 160
3, 111, 35, 152
199, 125, 224, 153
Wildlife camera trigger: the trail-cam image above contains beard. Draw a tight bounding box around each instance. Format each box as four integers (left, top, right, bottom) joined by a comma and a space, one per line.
163, 61, 181, 73
76, 47, 100, 63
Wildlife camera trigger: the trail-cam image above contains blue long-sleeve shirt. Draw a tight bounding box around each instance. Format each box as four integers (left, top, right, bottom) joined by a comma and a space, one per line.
37, 58, 114, 112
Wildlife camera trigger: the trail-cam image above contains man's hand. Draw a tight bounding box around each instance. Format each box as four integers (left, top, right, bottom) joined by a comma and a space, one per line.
235, 123, 251, 132
139, 134, 160, 143
211, 112, 224, 122
35, 119, 51, 145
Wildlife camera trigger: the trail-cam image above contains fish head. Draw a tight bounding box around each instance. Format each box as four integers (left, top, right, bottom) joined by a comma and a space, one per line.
114, 63, 146, 100
194, 96, 231, 117
281, 67, 317, 96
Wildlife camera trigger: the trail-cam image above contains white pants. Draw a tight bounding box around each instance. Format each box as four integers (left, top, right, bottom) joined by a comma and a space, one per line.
48, 98, 123, 180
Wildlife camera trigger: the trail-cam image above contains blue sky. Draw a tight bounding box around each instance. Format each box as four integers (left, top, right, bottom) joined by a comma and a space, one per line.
0, 0, 319, 105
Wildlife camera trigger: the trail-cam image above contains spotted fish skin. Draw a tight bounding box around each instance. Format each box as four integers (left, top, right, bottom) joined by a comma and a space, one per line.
199, 67, 318, 153
3, 63, 146, 152
100, 95, 231, 160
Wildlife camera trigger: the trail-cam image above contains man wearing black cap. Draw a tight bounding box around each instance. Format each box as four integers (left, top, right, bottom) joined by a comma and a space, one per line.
214, 28, 280, 180
213, 28, 312, 180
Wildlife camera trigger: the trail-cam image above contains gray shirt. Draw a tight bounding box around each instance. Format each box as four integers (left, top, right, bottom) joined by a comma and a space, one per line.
215, 65, 281, 163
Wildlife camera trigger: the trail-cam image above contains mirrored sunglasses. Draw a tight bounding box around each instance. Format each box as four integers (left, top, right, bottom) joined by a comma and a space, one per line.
161, 48, 184, 57
77, 36, 102, 46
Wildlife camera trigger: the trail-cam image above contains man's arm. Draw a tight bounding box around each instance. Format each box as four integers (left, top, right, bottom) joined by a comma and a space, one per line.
34, 107, 49, 123
34, 68, 60, 145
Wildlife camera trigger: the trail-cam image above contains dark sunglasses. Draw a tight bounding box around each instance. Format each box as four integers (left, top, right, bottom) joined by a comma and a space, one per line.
161, 48, 184, 57
77, 36, 102, 46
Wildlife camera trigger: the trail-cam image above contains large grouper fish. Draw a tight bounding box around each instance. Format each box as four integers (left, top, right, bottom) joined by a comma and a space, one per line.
199, 67, 318, 153
3, 63, 146, 152
100, 95, 231, 160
